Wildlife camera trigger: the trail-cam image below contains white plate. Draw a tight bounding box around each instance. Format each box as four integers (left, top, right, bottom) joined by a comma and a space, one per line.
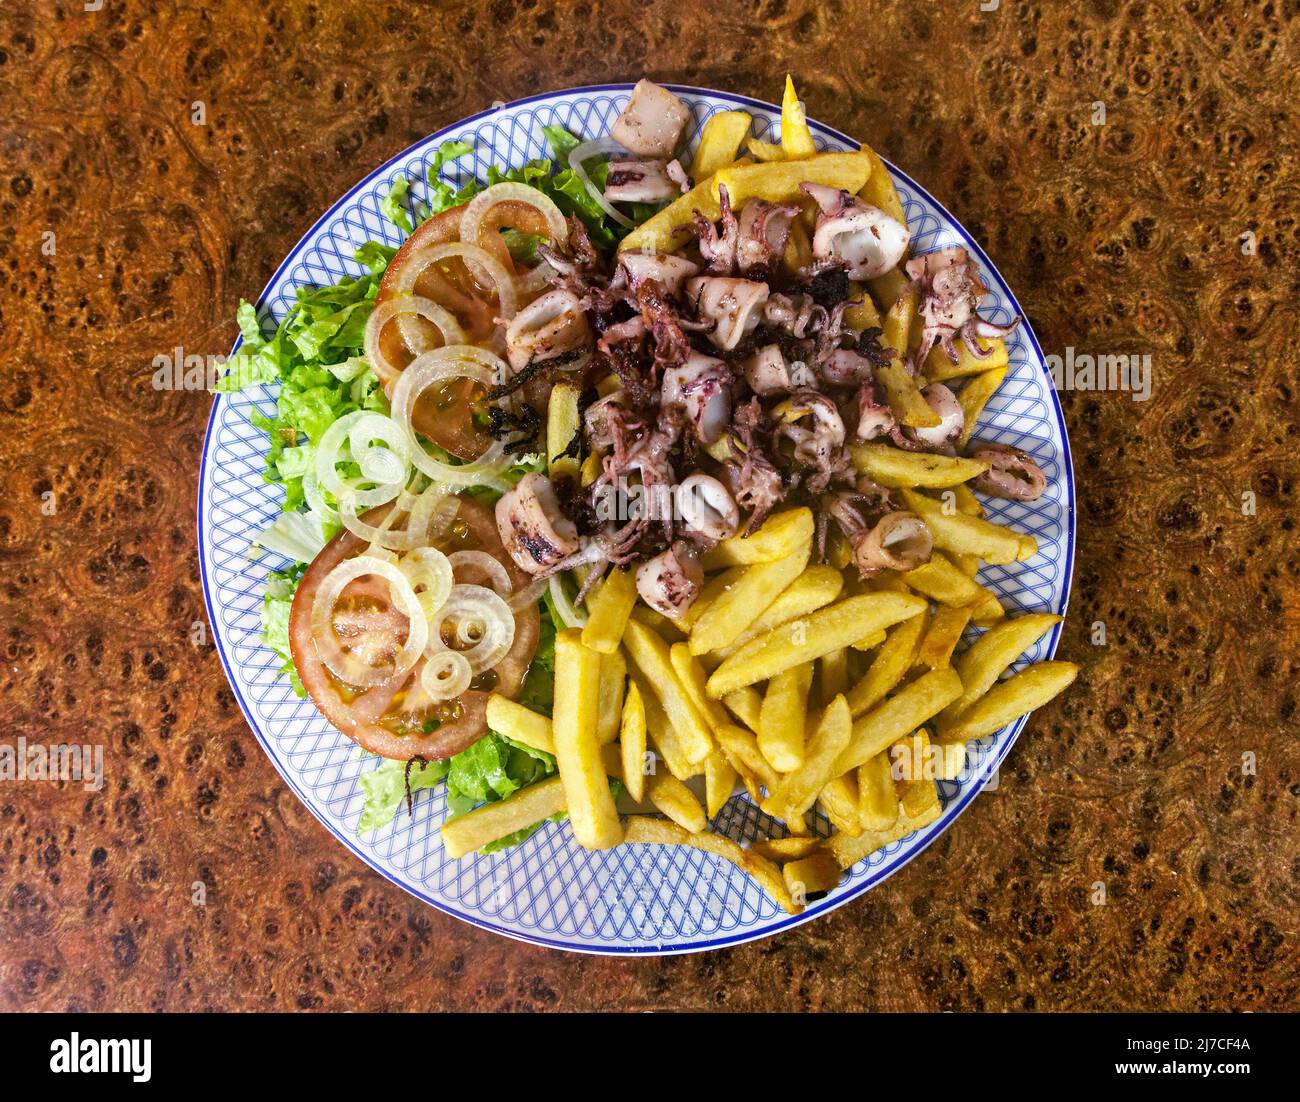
198, 84, 1076, 955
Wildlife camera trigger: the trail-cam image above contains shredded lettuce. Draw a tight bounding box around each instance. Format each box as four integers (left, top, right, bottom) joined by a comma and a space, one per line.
380, 174, 416, 233
358, 757, 450, 834
261, 566, 306, 696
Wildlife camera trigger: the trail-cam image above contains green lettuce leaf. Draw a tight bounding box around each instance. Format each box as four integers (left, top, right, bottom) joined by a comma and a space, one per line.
358, 757, 451, 834
261, 566, 306, 696
380, 174, 415, 233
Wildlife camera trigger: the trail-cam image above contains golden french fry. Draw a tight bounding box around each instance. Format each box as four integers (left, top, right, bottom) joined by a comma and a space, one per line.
710, 564, 843, 658
619, 680, 648, 802
707, 592, 928, 698
758, 664, 812, 773
847, 608, 930, 717
680, 566, 743, 630
750, 835, 823, 862
713, 151, 872, 208
954, 483, 984, 518
851, 628, 887, 652
622, 619, 714, 764
701, 507, 814, 568
441, 776, 566, 859
485, 694, 555, 757
783, 851, 842, 901
581, 568, 639, 654
957, 366, 1008, 449
546, 383, 581, 484
850, 443, 988, 489
843, 283, 882, 330
690, 547, 810, 655
857, 751, 899, 831
906, 553, 1001, 618
877, 290, 940, 428
596, 648, 627, 745
632, 670, 699, 781
819, 647, 849, 706
857, 142, 907, 226
629, 603, 687, 642
780, 74, 818, 158
818, 774, 862, 836
618, 172, 721, 254
721, 686, 763, 733
746, 134, 786, 162
890, 729, 938, 819
713, 722, 780, 793
901, 488, 1023, 565
916, 604, 974, 669
623, 815, 798, 914
552, 630, 623, 849
763, 695, 852, 821
704, 752, 739, 819
830, 781, 942, 869
923, 336, 1009, 382
940, 612, 1063, 725
647, 771, 707, 833
669, 642, 735, 736
833, 667, 964, 776
939, 661, 1079, 744
952, 552, 980, 578
691, 110, 753, 179
868, 266, 909, 312
1016, 534, 1039, 561
933, 742, 967, 781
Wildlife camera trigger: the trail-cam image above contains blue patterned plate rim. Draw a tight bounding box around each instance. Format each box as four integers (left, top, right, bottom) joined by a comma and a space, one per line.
197, 83, 1076, 955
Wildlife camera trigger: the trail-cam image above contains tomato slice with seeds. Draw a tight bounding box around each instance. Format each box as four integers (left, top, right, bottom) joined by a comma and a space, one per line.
288, 496, 540, 761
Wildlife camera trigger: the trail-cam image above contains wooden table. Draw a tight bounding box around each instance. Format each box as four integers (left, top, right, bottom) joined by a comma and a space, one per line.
2, 0, 1295, 1011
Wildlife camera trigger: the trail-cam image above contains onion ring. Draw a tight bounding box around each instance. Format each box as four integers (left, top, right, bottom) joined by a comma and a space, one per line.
448, 549, 513, 597
427, 583, 516, 675
364, 295, 465, 383
391, 241, 518, 354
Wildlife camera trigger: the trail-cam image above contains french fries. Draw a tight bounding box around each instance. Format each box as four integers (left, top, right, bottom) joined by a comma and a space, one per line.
633, 670, 699, 781
877, 290, 941, 428
582, 568, 639, 654
819, 647, 849, 706
485, 694, 556, 756
956, 366, 1008, 449
857, 142, 907, 226
546, 383, 581, 484
845, 612, 927, 718
857, 750, 899, 831
763, 696, 852, 822
923, 336, 1009, 382
900, 488, 1024, 565
619, 173, 723, 254
817, 774, 862, 836
701, 507, 813, 568
891, 729, 938, 819
746, 135, 786, 162
938, 661, 1079, 744
905, 553, 1002, 615
712, 151, 872, 208
691, 110, 753, 179
704, 752, 739, 818
758, 664, 813, 772
552, 630, 623, 849
689, 546, 810, 655
706, 592, 927, 698
623, 815, 797, 914
441, 776, 566, 859
832, 667, 963, 776
781, 74, 818, 158
623, 619, 714, 764
619, 680, 648, 802
711, 564, 843, 658
647, 772, 708, 833
829, 780, 942, 869
916, 604, 974, 669
596, 648, 627, 745
783, 851, 842, 901
713, 721, 781, 794
750, 835, 823, 862
722, 686, 763, 732
940, 612, 1063, 725
851, 443, 989, 489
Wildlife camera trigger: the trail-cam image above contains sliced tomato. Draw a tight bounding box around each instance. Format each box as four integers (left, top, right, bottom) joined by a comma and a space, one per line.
374, 204, 498, 461
289, 496, 540, 761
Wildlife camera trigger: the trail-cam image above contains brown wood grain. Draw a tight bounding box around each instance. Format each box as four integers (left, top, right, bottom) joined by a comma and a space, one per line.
0, 0, 1297, 1011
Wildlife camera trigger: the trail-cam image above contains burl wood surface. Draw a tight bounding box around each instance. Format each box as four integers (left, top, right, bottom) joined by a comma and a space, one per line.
1, 0, 1296, 1012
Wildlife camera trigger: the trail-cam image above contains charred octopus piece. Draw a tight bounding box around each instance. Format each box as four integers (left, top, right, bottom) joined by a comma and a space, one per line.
693, 184, 739, 273
686, 276, 770, 351
968, 442, 1047, 502
661, 351, 733, 445
905, 246, 1020, 367
504, 288, 593, 373
610, 80, 691, 158
605, 159, 679, 204
635, 541, 704, 618
676, 473, 740, 541
802, 182, 912, 281
743, 344, 793, 396
854, 380, 896, 441
854, 511, 933, 575
736, 200, 801, 275
495, 472, 581, 574
906, 383, 965, 451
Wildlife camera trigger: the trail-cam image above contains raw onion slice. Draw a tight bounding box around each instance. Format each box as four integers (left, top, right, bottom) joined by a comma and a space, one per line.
460, 182, 569, 295
391, 241, 518, 353
507, 576, 548, 613
340, 483, 460, 553
420, 650, 473, 702
427, 583, 516, 675
548, 573, 588, 628
400, 546, 454, 622
390, 346, 512, 490
569, 137, 636, 229
309, 555, 429, 688
364, 295, 465, 382
315, 410, 411, 511
448, 549, 512, 597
